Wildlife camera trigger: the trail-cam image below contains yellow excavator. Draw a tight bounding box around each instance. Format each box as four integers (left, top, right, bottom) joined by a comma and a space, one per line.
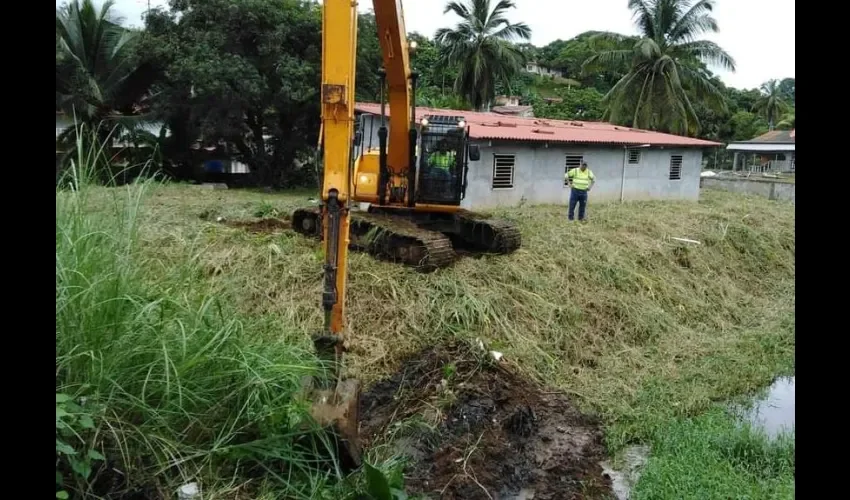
302, 0, 521, 469
292, 1, 522, 271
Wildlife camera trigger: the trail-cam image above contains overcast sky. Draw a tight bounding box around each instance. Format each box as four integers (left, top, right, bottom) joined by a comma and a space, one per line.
88, 0, 795, 90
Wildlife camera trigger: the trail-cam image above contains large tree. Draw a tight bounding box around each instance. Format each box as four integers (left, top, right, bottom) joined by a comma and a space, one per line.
753, 79, 791, 130
56, 0, 156, 154
141, 0, 322, 187
583, 0, 736, 135
435, 0, 532, 110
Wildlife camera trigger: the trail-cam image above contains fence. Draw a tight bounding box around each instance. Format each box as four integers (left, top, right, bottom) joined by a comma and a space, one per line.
700, 176, 795, 204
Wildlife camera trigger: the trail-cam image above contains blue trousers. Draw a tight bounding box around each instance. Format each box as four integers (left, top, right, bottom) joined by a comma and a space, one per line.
569, 189, 588, 220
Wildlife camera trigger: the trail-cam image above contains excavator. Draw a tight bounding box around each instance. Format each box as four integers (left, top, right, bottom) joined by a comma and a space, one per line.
302, 0, 522, 469
292, 2, 522, 271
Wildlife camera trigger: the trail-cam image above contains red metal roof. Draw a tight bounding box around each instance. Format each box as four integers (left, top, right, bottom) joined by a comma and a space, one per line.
355, 102, 721, 148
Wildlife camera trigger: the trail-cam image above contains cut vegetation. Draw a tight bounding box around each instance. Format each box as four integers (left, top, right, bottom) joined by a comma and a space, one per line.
57, 174, 794, 498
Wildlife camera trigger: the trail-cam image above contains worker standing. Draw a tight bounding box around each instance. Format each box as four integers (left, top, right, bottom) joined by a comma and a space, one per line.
565, 162, 595, 221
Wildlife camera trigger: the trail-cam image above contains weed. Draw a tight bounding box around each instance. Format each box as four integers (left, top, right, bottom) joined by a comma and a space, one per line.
632, 407, 794, 499
253, 200, 280, 218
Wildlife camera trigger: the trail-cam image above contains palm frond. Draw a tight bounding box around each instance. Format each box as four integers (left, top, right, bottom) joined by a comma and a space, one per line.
668, 0, 718, 42
627, 0, 656, 39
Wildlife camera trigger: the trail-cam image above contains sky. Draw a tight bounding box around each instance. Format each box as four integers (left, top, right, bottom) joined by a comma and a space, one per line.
87, 0, 795, 90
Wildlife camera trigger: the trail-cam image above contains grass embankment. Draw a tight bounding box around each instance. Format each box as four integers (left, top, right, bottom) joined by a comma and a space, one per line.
58, 173, 794, 497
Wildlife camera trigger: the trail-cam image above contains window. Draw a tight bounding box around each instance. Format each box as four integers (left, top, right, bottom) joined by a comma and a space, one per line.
627, 148, 641, 164
492, 154, 515, 189
564, 155, 584, 186
669, 155, 683, 180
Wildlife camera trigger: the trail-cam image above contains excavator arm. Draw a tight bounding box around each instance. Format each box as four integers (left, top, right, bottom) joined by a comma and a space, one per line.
308, 0, 423, 471
309, 0, 361, 470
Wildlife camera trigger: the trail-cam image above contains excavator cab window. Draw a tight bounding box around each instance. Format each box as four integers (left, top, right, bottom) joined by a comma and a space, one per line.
416, 115, 468, 205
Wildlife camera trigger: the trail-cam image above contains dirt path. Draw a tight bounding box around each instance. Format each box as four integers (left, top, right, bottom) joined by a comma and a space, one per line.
359, 342, 613, 499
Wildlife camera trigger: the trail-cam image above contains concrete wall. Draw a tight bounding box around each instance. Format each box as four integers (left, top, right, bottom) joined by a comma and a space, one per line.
356, 113, 704, 210
701, 177, 796, 204
464, 141, 702, 209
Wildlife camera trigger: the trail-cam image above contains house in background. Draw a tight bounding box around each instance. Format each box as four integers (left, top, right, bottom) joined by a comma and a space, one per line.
524, 61, 564, 78
355, 103, 720, 210
492, 95, 534, 118
55, 111, 250, 175
726, 129, 795, 173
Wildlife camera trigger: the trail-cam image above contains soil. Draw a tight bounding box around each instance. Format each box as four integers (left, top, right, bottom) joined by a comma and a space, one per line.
224, 218, 291, 233
359, 341, 614, 500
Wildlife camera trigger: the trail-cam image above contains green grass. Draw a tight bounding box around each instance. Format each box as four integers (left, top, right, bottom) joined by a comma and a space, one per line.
55, 138, 392, 498
58, 140, 794, 496
633, 407, 795, 499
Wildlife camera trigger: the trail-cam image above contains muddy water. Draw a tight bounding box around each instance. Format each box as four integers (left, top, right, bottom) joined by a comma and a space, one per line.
741, 376, 795, 437
600, 445, 650, 500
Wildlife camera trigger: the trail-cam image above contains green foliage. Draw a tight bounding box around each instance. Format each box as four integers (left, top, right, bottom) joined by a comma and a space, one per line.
582, 0, 735, 135
55, 0, 156, 157
253, 200, 281, 218
56, 393, 104, 498
56, 143, 335, 496
141, 0, 322, 187
753, 80, 792, 130
633, 407, 794, 499
435, 0, 532, 110
531, 87, 606, 121
728, 111, 769, 141
364, 462, 409, 500
356, 12, 383, 102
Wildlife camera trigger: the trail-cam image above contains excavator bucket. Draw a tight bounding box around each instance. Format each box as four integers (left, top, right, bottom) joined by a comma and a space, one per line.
304, 377, 362, 471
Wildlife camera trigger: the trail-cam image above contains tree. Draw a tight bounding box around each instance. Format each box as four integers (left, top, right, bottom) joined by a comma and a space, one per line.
56, 0, 156, 156
141, 0, 322, 187
583, 0, 736, 135
531, 87, 606, 121
728, 111, 768, 141
355, 12, 383, 102
435, 0, 532, 110
776, 109, 795, 130
777, 77, 795, 105
753, 79, 791, 130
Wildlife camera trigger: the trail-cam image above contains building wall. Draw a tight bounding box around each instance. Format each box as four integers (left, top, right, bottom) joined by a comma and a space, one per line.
462, 141, 703, 209
355, 113, 704, 210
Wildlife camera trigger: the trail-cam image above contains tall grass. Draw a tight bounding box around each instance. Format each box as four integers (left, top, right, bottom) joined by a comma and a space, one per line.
55, 134, 344, 498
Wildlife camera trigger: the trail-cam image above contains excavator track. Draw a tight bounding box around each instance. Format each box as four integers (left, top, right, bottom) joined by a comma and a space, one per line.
453, 210, 523, 254
292, 207, 455, 271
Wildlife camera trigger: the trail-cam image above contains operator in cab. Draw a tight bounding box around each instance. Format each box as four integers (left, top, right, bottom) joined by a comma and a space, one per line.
565, 162, 595, 221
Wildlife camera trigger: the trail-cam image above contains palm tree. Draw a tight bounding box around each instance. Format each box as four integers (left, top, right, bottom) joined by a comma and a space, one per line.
776, 110, 795, 130
56, 0, 154, 155
582, 0, 736, 135
435, 0, 532, 110
753, 79, 791, 130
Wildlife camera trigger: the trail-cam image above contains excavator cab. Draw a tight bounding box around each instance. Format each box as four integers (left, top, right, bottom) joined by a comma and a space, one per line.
416, 115, 479, 206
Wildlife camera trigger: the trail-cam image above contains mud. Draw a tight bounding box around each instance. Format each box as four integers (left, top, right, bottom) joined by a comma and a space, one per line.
224, 218, 291, 233
359, 342, 613, 500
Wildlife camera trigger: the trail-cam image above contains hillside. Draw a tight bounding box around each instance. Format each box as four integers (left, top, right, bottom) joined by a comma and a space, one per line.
57, 183, 795, 498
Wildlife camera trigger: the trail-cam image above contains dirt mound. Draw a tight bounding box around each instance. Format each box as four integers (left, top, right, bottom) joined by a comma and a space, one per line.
225, 218, 291, 233
360, 342, 613, 499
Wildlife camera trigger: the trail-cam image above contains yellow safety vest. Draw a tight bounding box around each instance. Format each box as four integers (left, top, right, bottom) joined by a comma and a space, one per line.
567, 168, 594, 191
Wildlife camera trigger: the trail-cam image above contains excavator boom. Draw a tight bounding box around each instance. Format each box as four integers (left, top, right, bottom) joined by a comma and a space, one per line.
374, 0, 414, 198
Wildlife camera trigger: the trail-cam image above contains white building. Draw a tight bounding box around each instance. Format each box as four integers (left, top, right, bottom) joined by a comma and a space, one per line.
355, 103, 720, 210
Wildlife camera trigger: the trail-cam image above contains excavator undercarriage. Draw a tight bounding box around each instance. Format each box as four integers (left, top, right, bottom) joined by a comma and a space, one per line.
292, 206, 522, 271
